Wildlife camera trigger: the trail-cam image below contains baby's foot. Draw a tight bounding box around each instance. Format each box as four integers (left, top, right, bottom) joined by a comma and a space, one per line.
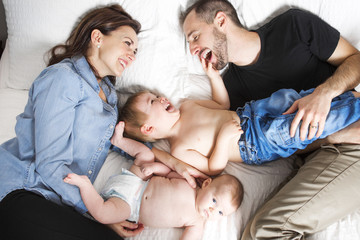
64, 173, 91, 188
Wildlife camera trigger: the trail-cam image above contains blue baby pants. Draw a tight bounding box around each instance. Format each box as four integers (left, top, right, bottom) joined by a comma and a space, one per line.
236, 88, 360, 164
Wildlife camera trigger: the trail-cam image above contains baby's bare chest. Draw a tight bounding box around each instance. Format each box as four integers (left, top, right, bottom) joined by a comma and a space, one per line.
176, 108, 231, 154
139, 178, 198, 228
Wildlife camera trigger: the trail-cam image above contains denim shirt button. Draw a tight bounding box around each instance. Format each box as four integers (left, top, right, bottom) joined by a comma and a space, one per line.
241, 147, 245, 152
109, 125, 114, 129
88, 170, 92, 175
98, 147, 102, 151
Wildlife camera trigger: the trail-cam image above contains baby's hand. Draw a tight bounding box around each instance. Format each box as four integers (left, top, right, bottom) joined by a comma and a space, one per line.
200, 57, 221, 80
64, 173, 91, 188
219, 120, 243, 141
111, 121, 125, 146
140, 163, 155, 177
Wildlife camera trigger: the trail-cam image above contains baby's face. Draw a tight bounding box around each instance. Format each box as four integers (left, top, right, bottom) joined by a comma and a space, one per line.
136, 92, 178, 116
196, 180, 237, 221
135, 92, 180, 131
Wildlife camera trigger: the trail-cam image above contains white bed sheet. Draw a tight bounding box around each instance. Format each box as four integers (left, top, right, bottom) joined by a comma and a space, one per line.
1, 0, 360, 239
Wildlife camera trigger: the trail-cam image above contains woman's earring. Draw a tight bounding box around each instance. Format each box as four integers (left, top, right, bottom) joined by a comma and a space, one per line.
97, 45, 100, 49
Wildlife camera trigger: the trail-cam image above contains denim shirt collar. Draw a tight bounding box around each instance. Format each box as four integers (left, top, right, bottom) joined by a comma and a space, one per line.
71, 55, 117, 107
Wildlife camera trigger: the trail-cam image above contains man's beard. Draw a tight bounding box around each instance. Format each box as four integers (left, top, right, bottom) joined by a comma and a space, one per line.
212, 27, 228, 70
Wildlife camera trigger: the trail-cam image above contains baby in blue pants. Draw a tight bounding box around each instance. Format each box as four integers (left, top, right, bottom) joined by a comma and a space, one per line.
237, 88, 359, 164
120, 85, 360, 175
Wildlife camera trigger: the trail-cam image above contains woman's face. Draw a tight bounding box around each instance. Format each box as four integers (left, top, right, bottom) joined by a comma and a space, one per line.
92, 25, 138, 78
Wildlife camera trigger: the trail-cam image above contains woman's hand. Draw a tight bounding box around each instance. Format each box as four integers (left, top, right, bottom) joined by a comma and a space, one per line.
108, 221, 144, 238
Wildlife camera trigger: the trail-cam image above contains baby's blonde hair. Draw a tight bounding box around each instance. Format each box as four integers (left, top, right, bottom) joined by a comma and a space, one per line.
119, 90, 156, 142
215, 174, 244, 210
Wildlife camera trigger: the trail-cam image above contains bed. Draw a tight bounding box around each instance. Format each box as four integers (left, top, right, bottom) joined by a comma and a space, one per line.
0, 0, 359, 239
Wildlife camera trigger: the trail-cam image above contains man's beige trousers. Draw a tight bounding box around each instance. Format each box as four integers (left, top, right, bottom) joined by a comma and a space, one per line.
242, 144, 360, 240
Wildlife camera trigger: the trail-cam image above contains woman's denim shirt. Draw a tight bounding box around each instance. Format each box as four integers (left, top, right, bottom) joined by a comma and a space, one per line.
0, 55, 118, 214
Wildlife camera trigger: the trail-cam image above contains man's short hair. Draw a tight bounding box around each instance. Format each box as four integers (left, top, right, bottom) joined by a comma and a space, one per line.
180, 0, 242, 27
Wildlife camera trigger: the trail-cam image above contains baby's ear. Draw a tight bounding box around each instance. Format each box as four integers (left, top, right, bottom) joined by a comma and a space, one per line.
140, 124, 153, 135
201, 178, 212, 189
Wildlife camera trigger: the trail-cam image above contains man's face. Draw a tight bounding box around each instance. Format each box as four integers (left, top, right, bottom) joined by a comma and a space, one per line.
183, 10, 228, 70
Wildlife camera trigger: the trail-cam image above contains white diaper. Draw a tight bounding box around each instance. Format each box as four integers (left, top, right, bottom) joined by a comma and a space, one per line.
101, 168, 148, 223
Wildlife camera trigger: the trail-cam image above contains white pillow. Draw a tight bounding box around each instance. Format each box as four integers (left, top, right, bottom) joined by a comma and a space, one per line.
2, 0, 162, 90
4, 0, 359, 91
116, 0, 190, 106
0, 41, 9, 89
0, 88, 29, 144
238, 0, 360, 50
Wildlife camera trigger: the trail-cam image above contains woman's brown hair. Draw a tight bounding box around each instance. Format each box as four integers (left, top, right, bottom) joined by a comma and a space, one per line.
47, 4, 141, 85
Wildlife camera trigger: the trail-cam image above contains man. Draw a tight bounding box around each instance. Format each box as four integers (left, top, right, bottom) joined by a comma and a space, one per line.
181, 0, 360, 239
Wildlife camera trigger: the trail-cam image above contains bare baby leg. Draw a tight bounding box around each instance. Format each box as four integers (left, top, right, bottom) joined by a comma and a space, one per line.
64, 173, 131, 224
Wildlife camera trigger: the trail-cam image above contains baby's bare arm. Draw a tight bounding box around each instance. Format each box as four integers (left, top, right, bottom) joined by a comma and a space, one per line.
64, 173, 130, 224
200, 58, 230, 109
185, 63, 230, 110
111, 121, 154, 165
208, 120, 243, 172
152, 147, 208, 188
181, 221, 205, 240
171, 146, 214, 175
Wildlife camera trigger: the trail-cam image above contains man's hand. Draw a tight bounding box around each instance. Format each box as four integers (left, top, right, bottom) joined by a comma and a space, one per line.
108, 221, 144, 238
283, 91, 332, 141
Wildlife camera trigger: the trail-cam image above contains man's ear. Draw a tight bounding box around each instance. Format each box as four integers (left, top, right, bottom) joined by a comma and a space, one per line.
140, 124, 154, 135
90, 29, 103, 48
201, 178, 212, 189
214, 11, 227, 29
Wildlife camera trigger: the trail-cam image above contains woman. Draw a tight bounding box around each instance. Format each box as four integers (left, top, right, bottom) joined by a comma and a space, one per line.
0, 4, 142, 239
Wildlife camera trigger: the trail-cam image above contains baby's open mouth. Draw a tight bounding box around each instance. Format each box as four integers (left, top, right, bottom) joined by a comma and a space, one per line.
165, 103, 175, 112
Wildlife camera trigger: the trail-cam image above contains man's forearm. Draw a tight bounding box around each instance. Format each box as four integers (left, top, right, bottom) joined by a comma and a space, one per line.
320, 51, 360, 98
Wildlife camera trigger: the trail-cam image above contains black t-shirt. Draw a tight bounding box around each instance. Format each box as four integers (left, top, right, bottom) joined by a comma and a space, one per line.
223, 9, 339, 110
